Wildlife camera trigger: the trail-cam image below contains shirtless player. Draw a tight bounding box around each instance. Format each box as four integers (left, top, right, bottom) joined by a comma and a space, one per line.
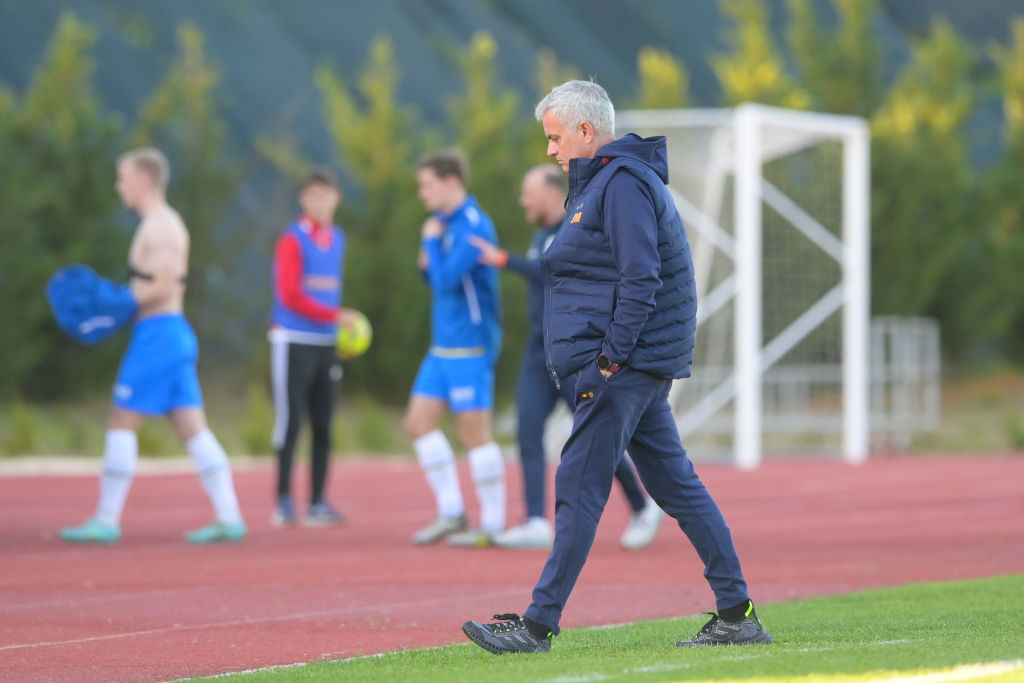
60, 147, 247, 544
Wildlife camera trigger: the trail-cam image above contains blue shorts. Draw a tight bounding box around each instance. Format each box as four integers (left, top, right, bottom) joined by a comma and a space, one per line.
113, 314, 203, 416
411, 350, 494, 412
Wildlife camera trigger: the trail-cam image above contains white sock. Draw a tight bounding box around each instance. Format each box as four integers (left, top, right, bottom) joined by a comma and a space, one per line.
468, 441, 505, 534
413, 430, 464, 518
187, 429, 243, 525
95, 430, 138, 527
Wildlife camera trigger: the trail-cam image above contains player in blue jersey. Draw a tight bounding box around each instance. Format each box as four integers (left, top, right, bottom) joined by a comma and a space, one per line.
404, 149, 506, 547
269, 168, 353, 527
60, 148, 246, 545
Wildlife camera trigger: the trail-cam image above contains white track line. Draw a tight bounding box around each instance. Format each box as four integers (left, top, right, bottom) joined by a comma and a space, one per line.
0, 456, 267, 476
0, 586, 227, 612
0, 588, 523, 652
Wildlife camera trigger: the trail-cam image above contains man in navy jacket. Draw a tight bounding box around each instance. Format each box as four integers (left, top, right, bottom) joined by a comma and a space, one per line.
462, 80, 772, 653
471, 164, 662, 551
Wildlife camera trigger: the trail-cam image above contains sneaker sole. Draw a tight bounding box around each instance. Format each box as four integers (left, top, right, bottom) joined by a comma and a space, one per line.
186, 533, 247, 544
676, 630, 773, 647
460, 622, 516, 655
462, 622, 504, 654
461, 622, 547, 654
621, 538, 658, 550
60, 536, 119, 544
411, 521, 468, 545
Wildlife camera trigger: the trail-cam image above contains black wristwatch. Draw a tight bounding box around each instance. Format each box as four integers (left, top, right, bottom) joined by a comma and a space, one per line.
596, 353, 621, 374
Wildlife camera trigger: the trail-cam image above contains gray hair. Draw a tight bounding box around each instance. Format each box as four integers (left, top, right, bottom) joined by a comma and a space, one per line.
118, 147, 170, 191
534, 80, 615, 139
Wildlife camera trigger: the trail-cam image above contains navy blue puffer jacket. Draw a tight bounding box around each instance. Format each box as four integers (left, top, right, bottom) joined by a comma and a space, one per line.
540, 133, 697, 380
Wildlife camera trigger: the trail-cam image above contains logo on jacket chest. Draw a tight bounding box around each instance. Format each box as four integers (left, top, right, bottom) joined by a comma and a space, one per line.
569, 201, 584, 224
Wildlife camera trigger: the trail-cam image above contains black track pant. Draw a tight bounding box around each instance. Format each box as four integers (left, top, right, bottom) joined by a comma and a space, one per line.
270, 340, 338, 502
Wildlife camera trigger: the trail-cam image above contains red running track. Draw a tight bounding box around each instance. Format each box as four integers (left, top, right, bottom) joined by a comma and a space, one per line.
1, 454, 1022, 682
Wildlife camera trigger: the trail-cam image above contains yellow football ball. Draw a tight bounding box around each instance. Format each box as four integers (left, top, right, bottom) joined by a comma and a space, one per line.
336, 309, 372, 360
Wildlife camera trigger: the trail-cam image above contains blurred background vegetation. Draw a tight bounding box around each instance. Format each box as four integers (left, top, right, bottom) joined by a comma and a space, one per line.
3, 0, 1024, 455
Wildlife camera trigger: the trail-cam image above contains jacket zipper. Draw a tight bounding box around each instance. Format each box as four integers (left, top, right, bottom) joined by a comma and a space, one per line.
543, 163, 582, 390
544, 283, 559, 390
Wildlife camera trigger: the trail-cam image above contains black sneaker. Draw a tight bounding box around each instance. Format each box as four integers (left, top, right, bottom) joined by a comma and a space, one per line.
675, 608, 773, 647
462, 613, 552, 654
303, 501, 344, 527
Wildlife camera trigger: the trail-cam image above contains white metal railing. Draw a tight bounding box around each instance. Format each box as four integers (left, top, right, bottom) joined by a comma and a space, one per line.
670, 316, 940, 448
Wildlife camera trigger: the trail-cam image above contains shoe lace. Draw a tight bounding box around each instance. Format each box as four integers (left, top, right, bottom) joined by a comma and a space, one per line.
490, 613, 526, 634
695, 612, 720, 636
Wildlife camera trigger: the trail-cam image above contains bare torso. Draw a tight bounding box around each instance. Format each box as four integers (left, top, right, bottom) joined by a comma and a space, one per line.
127, 204, 190, 319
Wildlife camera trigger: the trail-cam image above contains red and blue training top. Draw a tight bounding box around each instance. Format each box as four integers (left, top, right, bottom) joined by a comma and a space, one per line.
270, 215, 345, 345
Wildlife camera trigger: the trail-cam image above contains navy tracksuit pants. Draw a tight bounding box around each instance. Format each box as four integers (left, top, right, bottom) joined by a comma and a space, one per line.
524, 363, 750, 634
516, 346, 647, 520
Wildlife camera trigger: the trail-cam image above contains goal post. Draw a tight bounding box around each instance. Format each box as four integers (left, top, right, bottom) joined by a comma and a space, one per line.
616, 103, 871, 468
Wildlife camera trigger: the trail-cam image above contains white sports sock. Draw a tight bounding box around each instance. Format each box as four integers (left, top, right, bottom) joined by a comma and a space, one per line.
95, 429, 138, 527
413, 430, 464, 518
468, 441, 505, 534
187, 429, 243, 525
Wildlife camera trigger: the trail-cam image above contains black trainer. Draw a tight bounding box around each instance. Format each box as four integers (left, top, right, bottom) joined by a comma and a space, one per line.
675, 607, 773, 647
462, 613, 552, 654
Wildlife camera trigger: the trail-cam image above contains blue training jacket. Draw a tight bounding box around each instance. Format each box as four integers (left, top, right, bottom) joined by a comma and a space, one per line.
540, 133, 697, 380
421, 195, 502, 359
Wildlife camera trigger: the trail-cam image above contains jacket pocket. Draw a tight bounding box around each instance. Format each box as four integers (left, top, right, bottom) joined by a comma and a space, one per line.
552, 283, 617, 317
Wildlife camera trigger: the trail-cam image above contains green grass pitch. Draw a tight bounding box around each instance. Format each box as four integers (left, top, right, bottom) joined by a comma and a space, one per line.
188, 574, 1024, 682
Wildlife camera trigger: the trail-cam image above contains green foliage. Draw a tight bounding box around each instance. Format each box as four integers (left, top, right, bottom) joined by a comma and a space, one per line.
869, 19, 976, 346
0, 397, 108, 456
346, 397, 408, 454
787, 0, 882, 116
131, 24, 244, 358
0, 13, 127, 400
315, 37, 435, 400
1002, 411, 1024, 449
534, 47, 581, 98
242, 381, 274, 456
447, 31, 543, 394
253, 136, 308, 184
314, 32, 549, 400
971, 19, 1024, 361
992, 19, 1024, 133
0, 14, 242, 401
714, 0, 811, 108
136, 420, 176, 456
8, 3, 1024, 408
2, 400, 40, 454
633, 47, 690, 109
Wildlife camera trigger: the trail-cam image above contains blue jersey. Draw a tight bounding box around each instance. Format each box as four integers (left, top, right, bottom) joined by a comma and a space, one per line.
421, 195, 502, 359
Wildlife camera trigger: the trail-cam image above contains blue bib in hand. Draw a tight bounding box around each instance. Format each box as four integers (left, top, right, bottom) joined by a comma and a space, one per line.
46, 264, 138, 345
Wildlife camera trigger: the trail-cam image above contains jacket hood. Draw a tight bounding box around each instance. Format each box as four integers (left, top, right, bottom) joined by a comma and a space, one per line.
596, 133, 669, 183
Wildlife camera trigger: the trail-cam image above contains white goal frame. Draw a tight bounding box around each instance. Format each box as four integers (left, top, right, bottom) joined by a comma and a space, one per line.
616, 103, 871, 469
